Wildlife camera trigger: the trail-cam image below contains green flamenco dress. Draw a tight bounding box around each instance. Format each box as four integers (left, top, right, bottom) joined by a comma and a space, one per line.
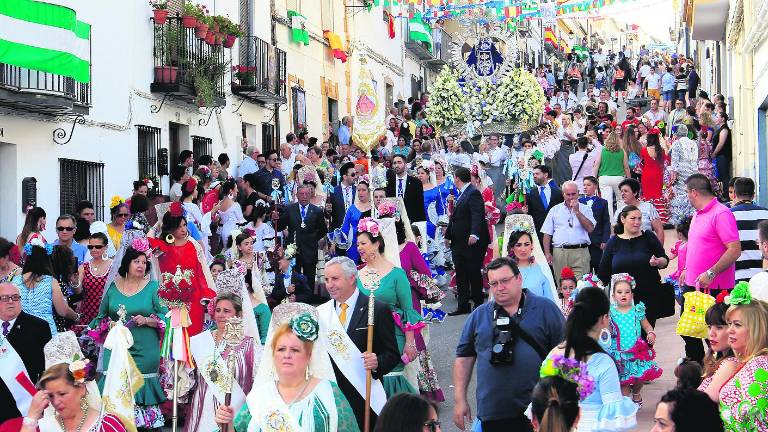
357, 267, 422, 396
91, 280, 169, 429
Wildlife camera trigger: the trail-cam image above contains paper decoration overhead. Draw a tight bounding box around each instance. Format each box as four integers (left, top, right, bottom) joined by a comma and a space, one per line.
323, 30, 348, 62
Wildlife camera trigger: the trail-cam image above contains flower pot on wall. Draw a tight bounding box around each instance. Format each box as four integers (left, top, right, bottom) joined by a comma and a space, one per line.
152, 9, 169, 25
205, 33, 215, 45
223, 34, 236, 48
154, 66, 178, 83
195, 23, 209, 39
181, 15, 197, 28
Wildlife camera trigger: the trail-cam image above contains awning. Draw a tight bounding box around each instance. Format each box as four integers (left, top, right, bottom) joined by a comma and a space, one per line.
691, 0, 729, 41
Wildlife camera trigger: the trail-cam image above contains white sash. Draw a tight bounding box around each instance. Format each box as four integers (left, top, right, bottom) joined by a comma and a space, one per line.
0, 337, 33, 416
189, 332, 246, 408
317, 301, 387, 415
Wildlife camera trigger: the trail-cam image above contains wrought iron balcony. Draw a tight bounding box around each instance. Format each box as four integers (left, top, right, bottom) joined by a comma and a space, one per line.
404, 29, 435, 61
231, 36, 287, 105
150, 16, 226, 108
0, 63, 91, 116
425, 29, 452, 69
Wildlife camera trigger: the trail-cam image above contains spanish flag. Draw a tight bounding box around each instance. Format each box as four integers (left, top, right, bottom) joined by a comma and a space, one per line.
323, 30, 348, 63
544, 27, 558, 49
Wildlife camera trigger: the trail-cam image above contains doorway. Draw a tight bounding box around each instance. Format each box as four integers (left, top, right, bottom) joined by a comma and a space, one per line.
0, 142, 17, 238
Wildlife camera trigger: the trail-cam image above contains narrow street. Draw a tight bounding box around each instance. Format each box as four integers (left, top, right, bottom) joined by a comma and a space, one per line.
431, 228, 682, 431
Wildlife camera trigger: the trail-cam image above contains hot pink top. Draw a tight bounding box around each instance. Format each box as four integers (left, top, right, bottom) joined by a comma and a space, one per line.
669, 240, 687, 281
684, 198, 738, 289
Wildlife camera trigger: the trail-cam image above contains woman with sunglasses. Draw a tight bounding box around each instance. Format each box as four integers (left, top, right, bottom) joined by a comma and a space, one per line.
76, 232, 112, 327
374, 393, 440, 432
106, 196, 129, 249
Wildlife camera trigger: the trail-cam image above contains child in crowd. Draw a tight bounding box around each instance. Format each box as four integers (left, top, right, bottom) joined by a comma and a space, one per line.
675, 358, 703, 390
626, 80, 640, 100
209, 255, 227, 280
608, 273, 663, 406
667, 217, 690, 300
558, 267, 577, 316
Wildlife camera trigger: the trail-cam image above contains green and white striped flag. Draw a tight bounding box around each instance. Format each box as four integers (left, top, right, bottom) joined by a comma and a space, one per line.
0, 0, 91, 83
409, 11, 432, 52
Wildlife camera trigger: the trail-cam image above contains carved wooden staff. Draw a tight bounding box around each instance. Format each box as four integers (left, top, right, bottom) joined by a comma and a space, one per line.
219, 316, 243, 432
363, 269, 381, 432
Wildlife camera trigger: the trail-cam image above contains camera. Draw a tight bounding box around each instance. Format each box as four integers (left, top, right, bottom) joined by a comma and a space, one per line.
490, 308, 518, 365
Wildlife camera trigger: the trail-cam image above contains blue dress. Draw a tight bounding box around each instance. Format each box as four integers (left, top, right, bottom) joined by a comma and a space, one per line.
435, 177, 458, 211
338, 205, 372, 263
519, 265, 555, 302
608, 303, 663, 386
422, 186, 446, 239
13, 274, 57, 335
573, 352, 638, 431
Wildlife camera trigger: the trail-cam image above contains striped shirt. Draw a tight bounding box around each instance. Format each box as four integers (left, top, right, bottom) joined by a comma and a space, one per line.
731, 201, 768, 282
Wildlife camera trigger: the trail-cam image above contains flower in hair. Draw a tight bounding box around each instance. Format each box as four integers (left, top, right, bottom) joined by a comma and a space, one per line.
169, 201, 184, 218
358, 174, 370, 185
420, 160, 435, 172
540, 354, 595, 400
131, 237, 150, 253
358, 217, 380, 237
242, 228, 256, 238
611, 272, 636, 290
577, 273, 603, 290
648, 127, 661, 135
560, 267, 576, 281
715, 290, 729, 304
184, 178, 198, 193
109, 195, 124, 210
725, 281, 752, 306
290, 312, 319, 342
505, 201, 523, 212
142, 178, 154, 189
377, 201, 397, 218
68, 354, 90, 384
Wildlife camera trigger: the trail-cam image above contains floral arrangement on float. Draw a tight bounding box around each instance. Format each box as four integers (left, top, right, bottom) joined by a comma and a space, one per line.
426, 21, 545, 136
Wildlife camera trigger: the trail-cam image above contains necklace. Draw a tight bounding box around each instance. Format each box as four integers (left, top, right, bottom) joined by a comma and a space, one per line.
56, 406, 89, 432
278, 378, 311, 405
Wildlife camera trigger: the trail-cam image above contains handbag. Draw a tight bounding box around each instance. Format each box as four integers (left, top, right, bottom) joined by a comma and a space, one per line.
675, 290, 715, 338
656, 281, 676, 319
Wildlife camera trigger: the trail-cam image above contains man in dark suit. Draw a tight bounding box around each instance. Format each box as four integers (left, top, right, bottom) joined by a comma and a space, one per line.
446, 167, 490, 315
322, 257, 400, 431
268, 254, 315, 307
277, 184, 328, 291
0, 283, 52, 427
526, 164, 564, 242
579, 176, 612, 272
385, 154, 426, 222
327, 162, 359, 257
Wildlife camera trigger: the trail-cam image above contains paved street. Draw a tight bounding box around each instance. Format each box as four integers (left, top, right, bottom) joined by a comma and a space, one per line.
429, 228, 682, 431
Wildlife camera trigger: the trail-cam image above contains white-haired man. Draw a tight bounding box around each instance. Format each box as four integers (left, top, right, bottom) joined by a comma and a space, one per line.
317, 257, 400, 431
0, 283, 52, 427
542, 180, 595, 282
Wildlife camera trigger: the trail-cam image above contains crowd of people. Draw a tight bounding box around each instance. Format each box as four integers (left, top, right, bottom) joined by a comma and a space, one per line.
0, 46, 767, 432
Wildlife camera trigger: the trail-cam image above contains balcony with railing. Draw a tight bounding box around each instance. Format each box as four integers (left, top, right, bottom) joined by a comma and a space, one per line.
404, 28, 435, 61
231, 36, 287, 105
425, 29, 453, 69
0, 63, 91, 116
150, 16, 226, 108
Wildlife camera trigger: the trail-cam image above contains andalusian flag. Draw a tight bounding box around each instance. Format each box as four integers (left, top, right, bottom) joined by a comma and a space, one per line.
409, 11, 432, 52
0, 0, 91, 83
287, 10, 309, 45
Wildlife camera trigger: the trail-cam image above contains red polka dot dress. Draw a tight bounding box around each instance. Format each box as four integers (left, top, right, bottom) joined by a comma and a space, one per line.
78, 261, 110, 327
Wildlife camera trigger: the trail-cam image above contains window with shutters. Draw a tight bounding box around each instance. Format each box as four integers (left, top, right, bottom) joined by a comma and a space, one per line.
137, 125, 161, 193
191, 136, 213, 168
59, 159, 104, 220
262, 123, 275, 152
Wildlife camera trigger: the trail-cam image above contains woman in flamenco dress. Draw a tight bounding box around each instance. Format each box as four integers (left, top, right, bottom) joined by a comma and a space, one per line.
149, 201, 216, 336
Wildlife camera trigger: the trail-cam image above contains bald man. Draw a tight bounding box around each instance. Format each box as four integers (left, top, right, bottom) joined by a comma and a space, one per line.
0, 283, 52, 426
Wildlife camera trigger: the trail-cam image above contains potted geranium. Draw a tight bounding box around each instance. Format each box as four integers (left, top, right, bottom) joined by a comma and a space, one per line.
181, 2, 198, 28
195, 14, 210, 39
150, 0, 169, 24
224, 19, 244, 48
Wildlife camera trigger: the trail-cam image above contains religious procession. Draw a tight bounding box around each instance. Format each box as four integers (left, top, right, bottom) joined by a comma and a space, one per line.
2, 0, 768, 431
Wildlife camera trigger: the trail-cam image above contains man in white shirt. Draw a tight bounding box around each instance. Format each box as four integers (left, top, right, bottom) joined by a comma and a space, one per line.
598, 89, 618, 118
477, 134, 508, 200
542, 181, 596, 282
642, 98, 668, 125
550, 89, 578, 112
280, 143, 296, 173
237, 145, 260, 180
644, 66, 661, 100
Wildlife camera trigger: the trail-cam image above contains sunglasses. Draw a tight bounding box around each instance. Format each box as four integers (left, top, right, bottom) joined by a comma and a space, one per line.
56, 226, 75, 232
87, 245, 105, 250
118, 213, 130, 217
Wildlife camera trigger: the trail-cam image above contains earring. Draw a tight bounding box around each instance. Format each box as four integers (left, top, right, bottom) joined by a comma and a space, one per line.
599, 328, 611, 346
305, 366, 310, 381
102, 252, 108, 260
80, 396, 89, 413
165, 233, 175, 244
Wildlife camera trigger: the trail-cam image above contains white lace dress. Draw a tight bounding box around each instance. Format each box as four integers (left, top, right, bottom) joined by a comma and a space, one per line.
219, 203, 246, 245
